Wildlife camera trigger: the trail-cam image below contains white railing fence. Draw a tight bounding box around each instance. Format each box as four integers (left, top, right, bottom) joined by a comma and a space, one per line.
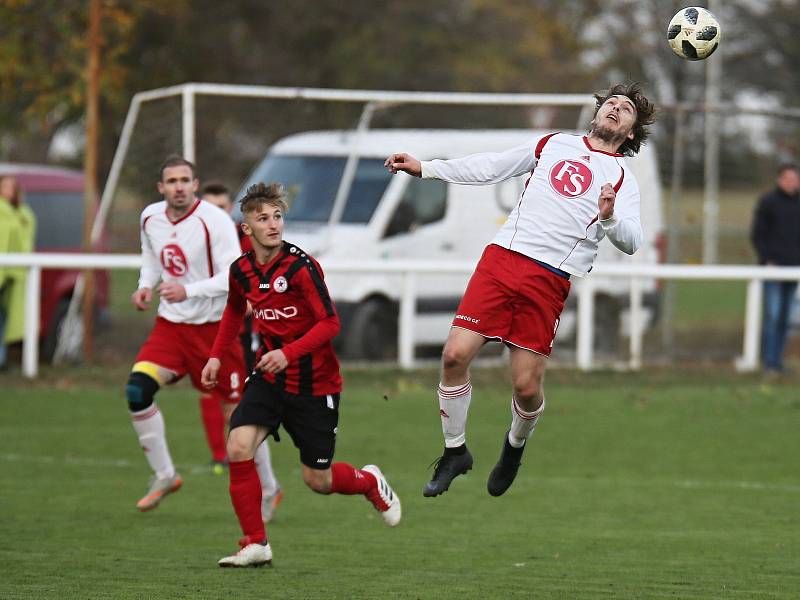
2, 252, 799, 378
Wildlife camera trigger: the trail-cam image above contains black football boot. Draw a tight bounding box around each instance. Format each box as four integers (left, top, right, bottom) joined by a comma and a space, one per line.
487, 431, 526, 497
422, 446, 474, 497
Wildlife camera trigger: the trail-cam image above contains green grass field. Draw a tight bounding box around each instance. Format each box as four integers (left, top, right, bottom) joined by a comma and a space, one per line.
1, 365, 798, 599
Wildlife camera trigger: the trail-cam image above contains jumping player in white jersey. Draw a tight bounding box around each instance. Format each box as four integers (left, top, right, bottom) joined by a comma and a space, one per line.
385, 82, 657, 498
126, 156, 248, 512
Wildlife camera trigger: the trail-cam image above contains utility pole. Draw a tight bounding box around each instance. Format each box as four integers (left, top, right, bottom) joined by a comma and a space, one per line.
82, 0, 102, 358
702, 0, 722, 264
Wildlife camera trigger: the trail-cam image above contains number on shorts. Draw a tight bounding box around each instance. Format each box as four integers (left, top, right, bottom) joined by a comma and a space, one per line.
550, 317, 561, 349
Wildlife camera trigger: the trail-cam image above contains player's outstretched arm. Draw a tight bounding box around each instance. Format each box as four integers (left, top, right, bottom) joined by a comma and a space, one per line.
385, 153, 422, 177
131, 287, 152, 311
201, 357, 221, 389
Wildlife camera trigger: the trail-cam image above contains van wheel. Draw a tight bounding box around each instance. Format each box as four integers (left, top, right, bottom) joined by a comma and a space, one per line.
41, 299, 82, 363
594, 295, 621, 354
343, 299, 398, 360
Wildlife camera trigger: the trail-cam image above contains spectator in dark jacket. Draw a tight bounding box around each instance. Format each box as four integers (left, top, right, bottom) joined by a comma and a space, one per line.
750, 163, 800, 374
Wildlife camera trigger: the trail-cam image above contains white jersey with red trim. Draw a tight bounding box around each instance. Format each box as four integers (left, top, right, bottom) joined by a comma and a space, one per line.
138, 199, 241, 324
421, 132, 642, 277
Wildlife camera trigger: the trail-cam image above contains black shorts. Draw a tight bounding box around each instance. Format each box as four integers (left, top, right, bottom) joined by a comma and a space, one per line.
229, 376, 340, 470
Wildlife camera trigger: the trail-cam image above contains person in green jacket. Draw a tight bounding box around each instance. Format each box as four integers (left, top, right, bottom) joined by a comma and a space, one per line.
0, 185, 14, 369
0, 176, 36, 369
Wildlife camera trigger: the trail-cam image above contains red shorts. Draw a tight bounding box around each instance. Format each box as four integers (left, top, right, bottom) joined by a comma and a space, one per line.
452, 244, 571, 356
135, 317, 246, 403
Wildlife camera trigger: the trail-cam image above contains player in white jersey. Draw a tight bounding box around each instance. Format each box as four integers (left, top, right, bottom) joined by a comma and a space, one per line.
126, 155, 247, 512
385, 83, 657, 498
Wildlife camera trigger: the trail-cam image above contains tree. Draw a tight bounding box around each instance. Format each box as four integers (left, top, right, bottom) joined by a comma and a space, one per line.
0, 1, 184, 166
0, 0, 628, 187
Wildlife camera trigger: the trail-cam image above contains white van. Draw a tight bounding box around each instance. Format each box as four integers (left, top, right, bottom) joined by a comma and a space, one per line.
236, 129, 664, 359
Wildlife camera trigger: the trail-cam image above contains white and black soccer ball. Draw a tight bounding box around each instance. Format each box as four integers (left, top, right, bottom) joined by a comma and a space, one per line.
667, 6, 721, 61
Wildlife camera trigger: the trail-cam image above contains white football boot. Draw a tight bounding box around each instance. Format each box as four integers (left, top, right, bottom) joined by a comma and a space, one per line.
218, 543, 273, 568
136, 473, 183, 512
362, 464, 402, 527
262, 487, 284, 523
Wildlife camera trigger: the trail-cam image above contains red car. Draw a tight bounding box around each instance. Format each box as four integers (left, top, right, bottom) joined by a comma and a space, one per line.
0, 163, 109, 360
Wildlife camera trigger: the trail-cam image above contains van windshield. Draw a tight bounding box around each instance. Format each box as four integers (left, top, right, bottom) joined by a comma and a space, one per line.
239, 155, 391, 224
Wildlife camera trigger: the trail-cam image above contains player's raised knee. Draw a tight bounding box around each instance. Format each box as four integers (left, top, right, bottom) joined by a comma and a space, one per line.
441, 342, 471, 372
512, 365, 545, 401
302, 468, 331, 494
513, 384, 543, 411
226, 433, 254, 462
125, 371, 159, 412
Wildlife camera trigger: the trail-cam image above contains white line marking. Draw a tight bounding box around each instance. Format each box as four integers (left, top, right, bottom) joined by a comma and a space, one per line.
0, 453, 212, 473
2, 453, 798, 493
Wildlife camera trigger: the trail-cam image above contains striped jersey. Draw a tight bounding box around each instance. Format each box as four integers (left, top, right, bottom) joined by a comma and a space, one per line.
138, 199, 241, 324
421, 133, 643, 277
211, 241, 342, 396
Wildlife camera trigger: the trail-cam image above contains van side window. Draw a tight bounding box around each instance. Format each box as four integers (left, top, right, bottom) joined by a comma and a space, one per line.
384, 179, 447, 238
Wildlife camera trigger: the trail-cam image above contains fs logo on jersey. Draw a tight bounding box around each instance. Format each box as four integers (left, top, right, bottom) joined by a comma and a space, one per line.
549, 160, 593, 198
160, 244, 188, 276
273, 276, 288, 293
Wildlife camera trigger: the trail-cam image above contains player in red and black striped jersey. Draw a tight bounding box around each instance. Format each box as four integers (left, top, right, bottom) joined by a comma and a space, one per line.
220, 240, 342, 396
201, 182, 401, 568
201, 181, 282, 523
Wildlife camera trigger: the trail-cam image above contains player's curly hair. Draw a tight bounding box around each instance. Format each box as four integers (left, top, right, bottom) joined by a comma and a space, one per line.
593, 82, 657, 157
239, 182, 289, 214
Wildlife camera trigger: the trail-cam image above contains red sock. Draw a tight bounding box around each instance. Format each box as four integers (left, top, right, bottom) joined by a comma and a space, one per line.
330, 462, 377, 495
199, 394, 226, 462
229, 459, 265, 545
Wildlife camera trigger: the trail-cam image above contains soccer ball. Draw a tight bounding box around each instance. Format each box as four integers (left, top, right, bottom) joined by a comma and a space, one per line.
667, 6, 721, 61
